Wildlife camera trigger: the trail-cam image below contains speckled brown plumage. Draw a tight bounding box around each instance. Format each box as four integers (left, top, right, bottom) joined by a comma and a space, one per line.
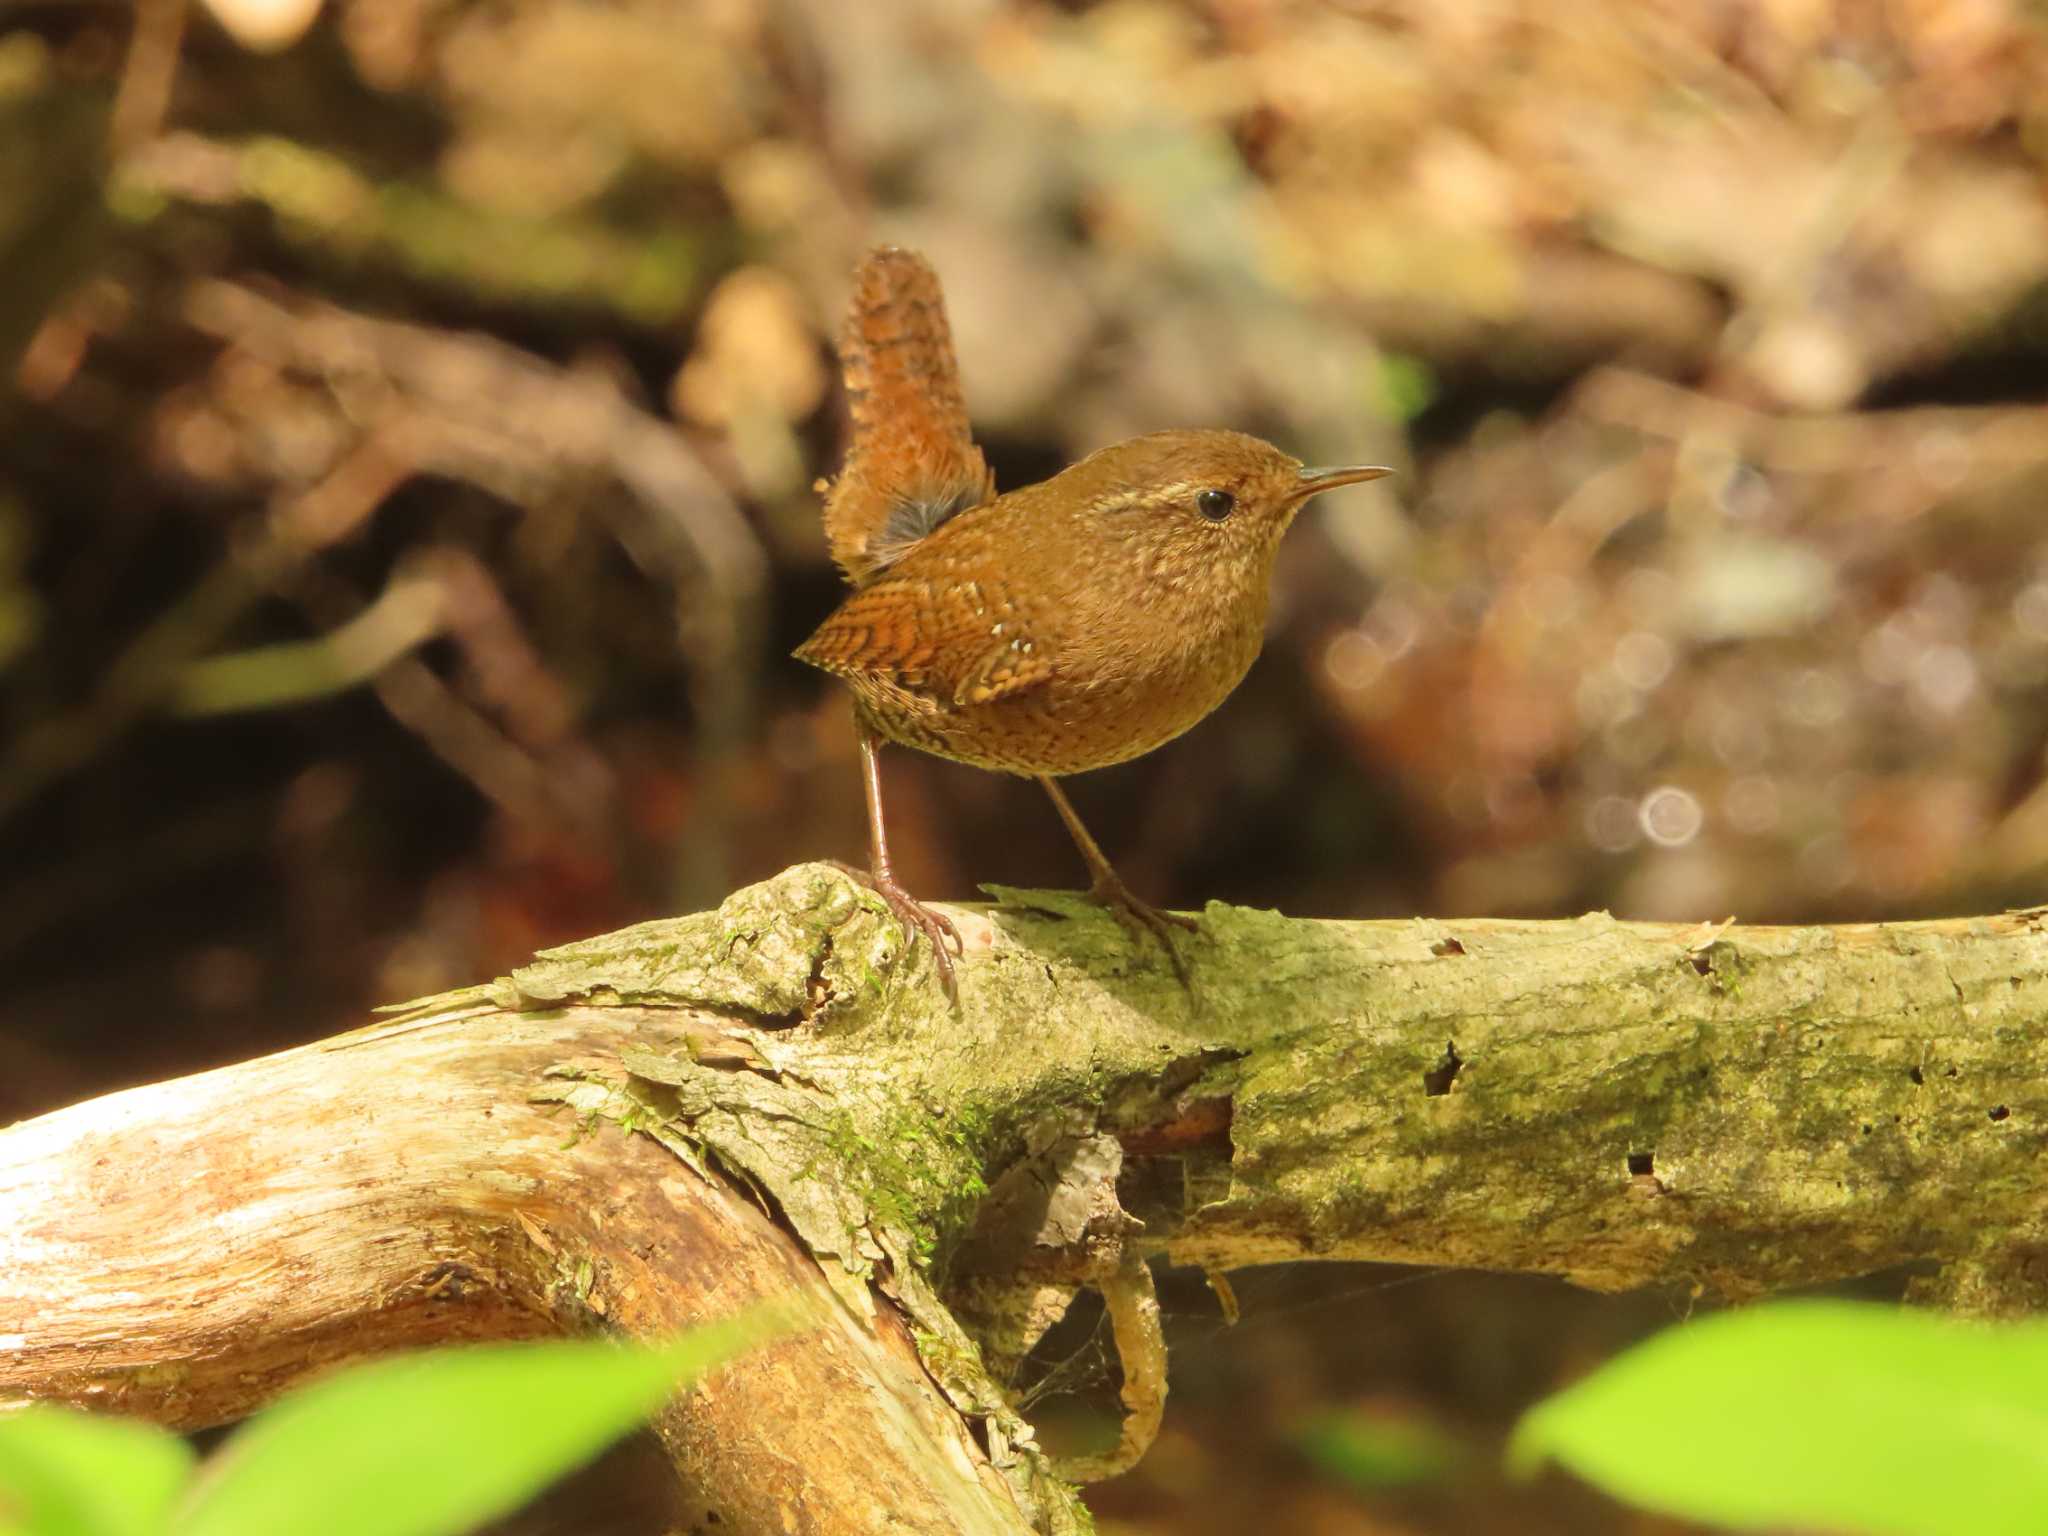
801, 429, 1326, 775
798, 247, 1390, 999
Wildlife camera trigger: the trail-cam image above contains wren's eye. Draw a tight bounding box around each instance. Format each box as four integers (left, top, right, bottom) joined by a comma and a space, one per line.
1196, 489, 1235, 522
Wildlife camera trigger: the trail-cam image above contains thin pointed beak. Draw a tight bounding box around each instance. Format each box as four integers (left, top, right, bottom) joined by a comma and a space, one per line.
1295, 464, 1395, 501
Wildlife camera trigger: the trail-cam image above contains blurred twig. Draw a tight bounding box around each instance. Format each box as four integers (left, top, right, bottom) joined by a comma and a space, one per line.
180, 280, 771, 892
0, 433, 410, 824
172, 558, 448, 717
108, 0, 187, 154
1578, 367, 2048, 481
173, 546, 617, 839
3, 279, 772, 884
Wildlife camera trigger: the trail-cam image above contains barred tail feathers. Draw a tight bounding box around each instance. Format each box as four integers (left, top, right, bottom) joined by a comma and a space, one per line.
821, 247, 996, 586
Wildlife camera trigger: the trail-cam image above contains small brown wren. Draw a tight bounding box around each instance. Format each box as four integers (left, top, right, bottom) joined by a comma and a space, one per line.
797, 248, 1390, 998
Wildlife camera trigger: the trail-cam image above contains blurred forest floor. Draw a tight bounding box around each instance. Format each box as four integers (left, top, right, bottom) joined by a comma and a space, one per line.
4, 1, 2047, 1532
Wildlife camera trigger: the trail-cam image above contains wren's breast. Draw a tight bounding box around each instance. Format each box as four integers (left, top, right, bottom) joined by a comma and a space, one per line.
896, 603, 1268, 777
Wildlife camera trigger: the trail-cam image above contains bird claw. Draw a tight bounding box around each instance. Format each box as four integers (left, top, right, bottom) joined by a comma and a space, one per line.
826, 860, 962, 1004
1088, 876, 1199, 985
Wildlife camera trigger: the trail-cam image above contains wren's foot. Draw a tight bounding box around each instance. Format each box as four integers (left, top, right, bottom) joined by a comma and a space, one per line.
826, 860, 963, 1003
1088, 874, 1199, 985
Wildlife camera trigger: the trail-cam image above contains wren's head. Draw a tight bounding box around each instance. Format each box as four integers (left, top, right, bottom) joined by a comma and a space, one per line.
1058, 428, 1391, 592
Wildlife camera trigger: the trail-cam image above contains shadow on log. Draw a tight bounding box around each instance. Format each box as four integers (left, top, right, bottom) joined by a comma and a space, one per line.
6, 864, 2048, 1533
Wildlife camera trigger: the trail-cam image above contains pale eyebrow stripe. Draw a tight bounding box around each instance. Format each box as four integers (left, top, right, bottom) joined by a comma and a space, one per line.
1094, 486, 1194, 514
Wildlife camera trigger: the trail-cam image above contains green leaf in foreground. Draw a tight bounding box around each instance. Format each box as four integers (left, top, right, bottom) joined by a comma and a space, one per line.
0, 1404, 195, 1536
173, 1311, 784, 1536
1509, 1299, 2048, 1536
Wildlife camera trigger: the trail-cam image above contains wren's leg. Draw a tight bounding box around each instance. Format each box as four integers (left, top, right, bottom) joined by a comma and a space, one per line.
1037, 776, 1197, 977
828, 723, 962, 1002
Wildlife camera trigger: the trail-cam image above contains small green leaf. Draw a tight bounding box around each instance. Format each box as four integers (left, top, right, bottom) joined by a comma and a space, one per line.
1510, 1300, 2048, 1536
173, 1313, 782, 1536
1374, 352, 1437, 422
1295, 1408, 1460, 1490
0, 1404, 195, 1536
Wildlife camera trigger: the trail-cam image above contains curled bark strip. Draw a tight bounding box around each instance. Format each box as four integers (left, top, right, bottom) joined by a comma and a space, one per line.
1053, 1247, 1168, 1486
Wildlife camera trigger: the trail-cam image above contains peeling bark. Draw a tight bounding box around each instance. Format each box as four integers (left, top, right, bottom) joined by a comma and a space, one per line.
5, 866, 2047, 1532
